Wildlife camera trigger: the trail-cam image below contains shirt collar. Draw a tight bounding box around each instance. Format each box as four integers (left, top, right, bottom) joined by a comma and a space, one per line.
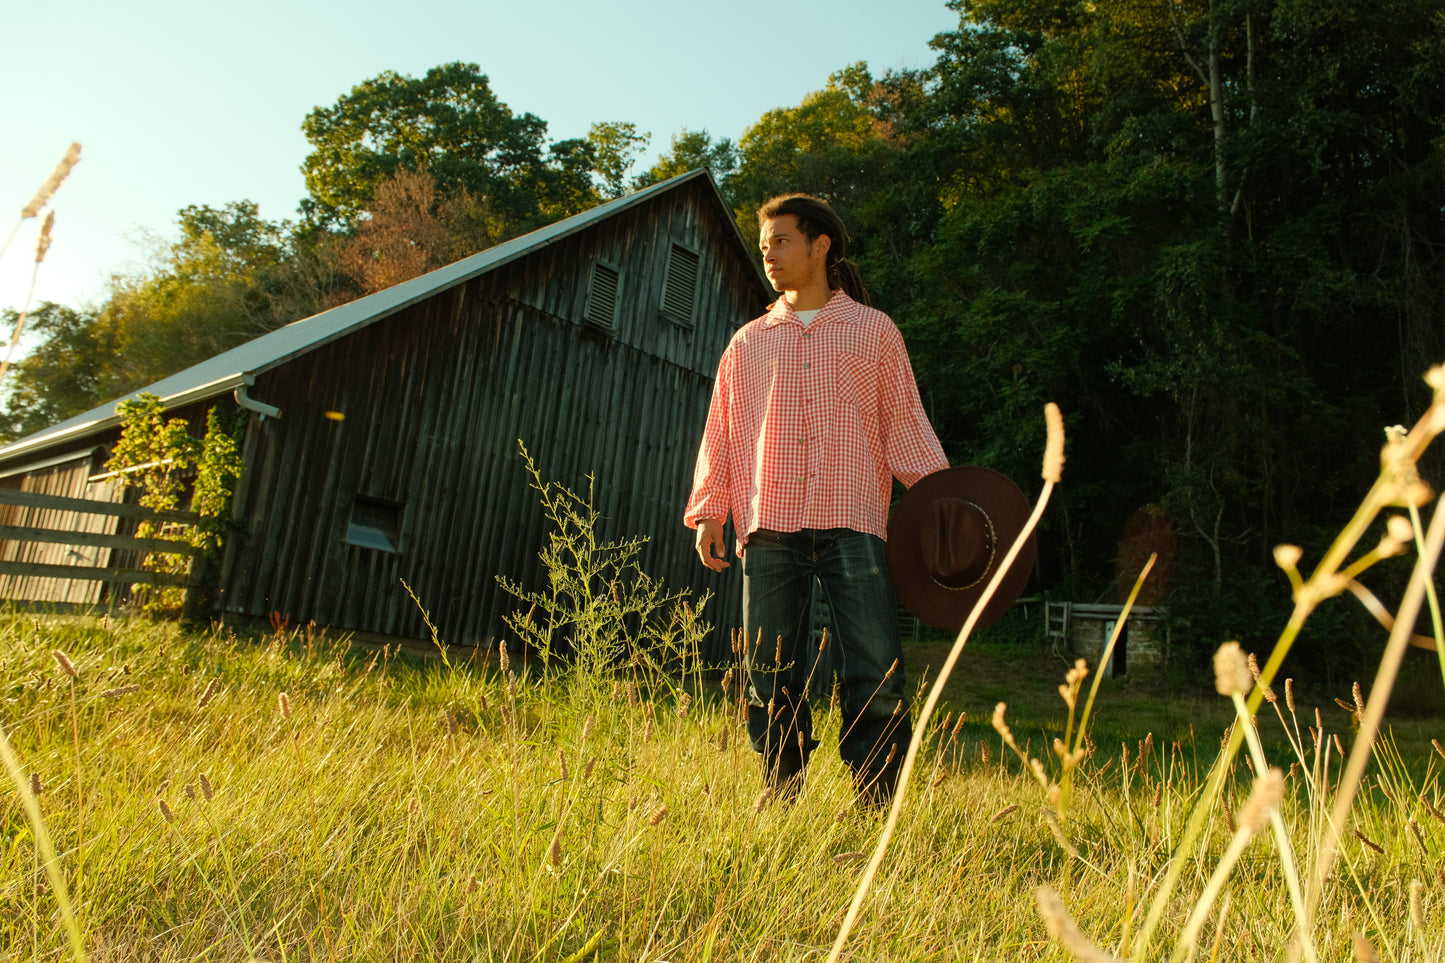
763, 289, 856, 327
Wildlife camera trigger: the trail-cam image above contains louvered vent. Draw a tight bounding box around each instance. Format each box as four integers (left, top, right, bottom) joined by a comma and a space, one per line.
583, 261, 621, 330
661, 245, 700, 324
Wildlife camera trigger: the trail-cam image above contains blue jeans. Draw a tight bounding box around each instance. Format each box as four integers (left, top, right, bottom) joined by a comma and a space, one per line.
741, 528, 912, 796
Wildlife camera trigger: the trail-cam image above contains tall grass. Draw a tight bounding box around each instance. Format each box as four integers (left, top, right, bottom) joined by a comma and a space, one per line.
1, 373, 1442, 961
0, 611, 1438, 958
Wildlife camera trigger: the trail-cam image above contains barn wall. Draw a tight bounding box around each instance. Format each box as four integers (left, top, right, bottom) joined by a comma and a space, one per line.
222, 181, 761, 652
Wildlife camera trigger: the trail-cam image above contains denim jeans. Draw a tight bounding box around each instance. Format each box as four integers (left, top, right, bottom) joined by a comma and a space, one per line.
741, 528, 912, 794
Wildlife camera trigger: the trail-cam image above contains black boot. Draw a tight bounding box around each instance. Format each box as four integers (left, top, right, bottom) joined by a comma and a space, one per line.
852, 762, 901, 813
762, 752, 806, 800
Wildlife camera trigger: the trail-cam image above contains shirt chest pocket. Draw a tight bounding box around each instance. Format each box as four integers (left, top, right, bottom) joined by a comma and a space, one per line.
837, 352, 882, 414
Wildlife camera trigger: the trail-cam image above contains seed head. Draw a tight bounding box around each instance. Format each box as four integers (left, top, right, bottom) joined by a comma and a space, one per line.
184, 783, 196, 801
1238, 768, 1285, 834
647, 804, 668, 826
199, 773, 214, 802
29, 772, 42, 796
158, 799, 175, 823
1352, 828, 1384, 855
278, 692, 292, 719
991, 702, 1012, 743
35, 211, 55, 262
1041, 403, 1066, 483
51, 650, 78, 679
197, 677, 220, 709
1036, 886, 1122, 963
1352, 933, 1381, 963
21, 143, 81, 218
1273, 544, 1303, 571
101, 684, 141, 698
1213, 642, 1252, 697
990, 804, 1019, 824
1378, 514, 1415, 557
549, 836, 563, 867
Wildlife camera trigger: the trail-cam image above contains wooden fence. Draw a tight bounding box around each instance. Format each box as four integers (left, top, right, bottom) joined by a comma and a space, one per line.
0, 488, 203, 605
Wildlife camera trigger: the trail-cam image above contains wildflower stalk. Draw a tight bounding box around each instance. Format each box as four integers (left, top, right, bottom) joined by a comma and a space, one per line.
1295, 491, 1445, 961
1408, 500, 1445, 690
826, 402, 1065, 963
1227, 686, 1318, 963
1135, 368, 1445, 962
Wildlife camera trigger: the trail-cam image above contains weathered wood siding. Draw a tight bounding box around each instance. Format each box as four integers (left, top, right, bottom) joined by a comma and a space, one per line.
221, 180, 763, 651
0, 450, 125, 604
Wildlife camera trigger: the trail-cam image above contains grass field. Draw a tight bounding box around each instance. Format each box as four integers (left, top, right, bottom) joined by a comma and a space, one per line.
1, 608, 1440, 962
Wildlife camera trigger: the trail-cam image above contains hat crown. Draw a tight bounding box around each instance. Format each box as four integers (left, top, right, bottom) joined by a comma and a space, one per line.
919, 497, 994, 590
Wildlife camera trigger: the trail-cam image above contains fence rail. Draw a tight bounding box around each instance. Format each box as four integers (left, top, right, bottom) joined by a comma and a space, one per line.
0, 488, 202, 590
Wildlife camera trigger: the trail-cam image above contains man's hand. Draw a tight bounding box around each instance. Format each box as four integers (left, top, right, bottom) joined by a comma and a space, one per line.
694, 518, 731, 572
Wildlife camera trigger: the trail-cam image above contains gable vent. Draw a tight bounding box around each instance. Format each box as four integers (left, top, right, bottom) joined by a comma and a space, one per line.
583, 261, 621, 330
661, 245, 700, 325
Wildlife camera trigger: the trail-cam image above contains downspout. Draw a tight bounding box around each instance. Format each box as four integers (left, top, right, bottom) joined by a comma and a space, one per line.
234, 374, 281, 420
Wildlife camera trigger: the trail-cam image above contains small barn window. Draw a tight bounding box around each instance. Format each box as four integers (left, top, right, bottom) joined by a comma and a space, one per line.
583, 260, 621, 331
346, 496, 402, 553
660, 244, 700, 326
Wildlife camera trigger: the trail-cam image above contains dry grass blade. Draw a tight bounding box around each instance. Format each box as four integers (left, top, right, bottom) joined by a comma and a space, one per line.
1037, 886, 1124, 963
826, 402, 1065, 963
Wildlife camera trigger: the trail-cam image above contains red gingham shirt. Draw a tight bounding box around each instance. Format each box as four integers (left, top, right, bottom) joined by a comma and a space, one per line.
684, 290, 948, 547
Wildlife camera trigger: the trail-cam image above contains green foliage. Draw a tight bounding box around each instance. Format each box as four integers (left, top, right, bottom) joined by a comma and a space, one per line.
0, 302, 110, 443
586, 121, 649, 199
300, 62, 615, 232
631, 129, 737, 190
190, 405, 245, 554
496, 441, 712, 704
103, 394, 244, 616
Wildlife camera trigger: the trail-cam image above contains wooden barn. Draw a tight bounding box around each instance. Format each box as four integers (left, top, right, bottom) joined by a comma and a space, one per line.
0, 170, 765, 650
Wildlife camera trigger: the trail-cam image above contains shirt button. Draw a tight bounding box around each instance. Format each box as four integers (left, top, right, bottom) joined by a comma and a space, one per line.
802, 362, 810, 369
796, 475, 804, 483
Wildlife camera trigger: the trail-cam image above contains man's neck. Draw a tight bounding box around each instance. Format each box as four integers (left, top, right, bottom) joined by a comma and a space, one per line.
784, 284, 833, 312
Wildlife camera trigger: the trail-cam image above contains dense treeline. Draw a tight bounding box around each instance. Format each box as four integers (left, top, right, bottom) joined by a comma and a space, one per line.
4, 0, 1443, 673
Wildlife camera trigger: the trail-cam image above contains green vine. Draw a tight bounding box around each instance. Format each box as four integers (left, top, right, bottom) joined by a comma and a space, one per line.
104, 393, 243, 615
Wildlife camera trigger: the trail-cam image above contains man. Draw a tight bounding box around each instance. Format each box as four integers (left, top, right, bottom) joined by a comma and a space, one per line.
684, 193, 948, 807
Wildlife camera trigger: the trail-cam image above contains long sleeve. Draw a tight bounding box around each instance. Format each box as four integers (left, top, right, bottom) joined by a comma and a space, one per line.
683, 347, 734, 529
878, 323, 948, 488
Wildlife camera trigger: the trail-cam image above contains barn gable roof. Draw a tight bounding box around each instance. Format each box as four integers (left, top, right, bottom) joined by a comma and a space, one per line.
1, 170, 751, 463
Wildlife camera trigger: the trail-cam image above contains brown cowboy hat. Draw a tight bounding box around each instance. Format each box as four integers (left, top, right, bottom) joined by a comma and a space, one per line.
887, 466, 1037, 632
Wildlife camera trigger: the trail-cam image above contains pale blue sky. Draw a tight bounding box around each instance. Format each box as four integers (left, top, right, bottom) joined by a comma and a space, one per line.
1, 0, 959, 315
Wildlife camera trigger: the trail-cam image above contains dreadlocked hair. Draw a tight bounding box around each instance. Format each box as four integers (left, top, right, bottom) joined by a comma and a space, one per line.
757, 193, 872, 307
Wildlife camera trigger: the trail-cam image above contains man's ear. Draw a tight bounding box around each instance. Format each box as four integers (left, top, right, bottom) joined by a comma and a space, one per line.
812, 232, 832, 262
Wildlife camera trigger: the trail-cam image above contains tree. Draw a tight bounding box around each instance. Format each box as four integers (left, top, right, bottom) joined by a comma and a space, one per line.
632, 129, 737, 190
301, 62, 610, 232
95, 201, 338, 395
0, 302, 110, 442
588, 122, 650, 199
328, 167, 498, 296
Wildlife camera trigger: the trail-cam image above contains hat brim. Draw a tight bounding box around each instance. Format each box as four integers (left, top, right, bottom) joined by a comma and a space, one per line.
887, 466, 1037, 632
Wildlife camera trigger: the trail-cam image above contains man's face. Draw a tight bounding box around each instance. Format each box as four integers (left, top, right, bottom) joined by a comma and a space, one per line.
759, 214, 829, 295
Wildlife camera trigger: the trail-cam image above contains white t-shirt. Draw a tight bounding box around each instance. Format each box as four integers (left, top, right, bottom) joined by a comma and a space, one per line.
795, 309, 821, 327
